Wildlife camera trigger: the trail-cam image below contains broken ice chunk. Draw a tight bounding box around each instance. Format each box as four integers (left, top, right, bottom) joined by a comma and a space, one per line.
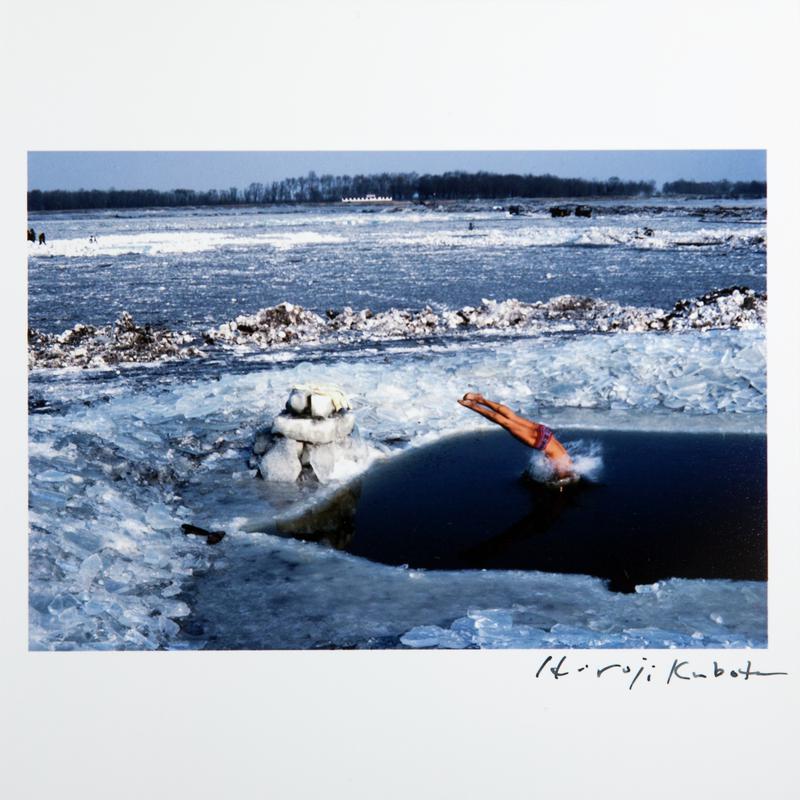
308, 436, 377, 484
76, 553, 103, 590
308, 443, 337, 483
272, 411, 355, 444
400, 625, 470, 649
258, 436, 303, 482
310, 393, 334, 419
286, 388, 309, 415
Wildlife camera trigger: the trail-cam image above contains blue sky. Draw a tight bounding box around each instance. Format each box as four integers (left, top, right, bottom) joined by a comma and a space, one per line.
27, 151, 766, 192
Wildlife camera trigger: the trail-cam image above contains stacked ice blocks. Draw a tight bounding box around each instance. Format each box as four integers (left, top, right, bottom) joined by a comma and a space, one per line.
253, 386, 362, 483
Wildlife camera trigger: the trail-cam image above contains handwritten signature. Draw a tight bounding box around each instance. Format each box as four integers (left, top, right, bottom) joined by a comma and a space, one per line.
535, 656, 788, 690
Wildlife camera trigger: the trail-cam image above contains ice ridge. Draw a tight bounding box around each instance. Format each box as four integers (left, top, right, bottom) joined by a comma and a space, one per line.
28, 287, 766, 370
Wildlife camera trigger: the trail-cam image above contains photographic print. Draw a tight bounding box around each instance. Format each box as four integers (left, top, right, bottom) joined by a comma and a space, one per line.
27, 150, 768, 651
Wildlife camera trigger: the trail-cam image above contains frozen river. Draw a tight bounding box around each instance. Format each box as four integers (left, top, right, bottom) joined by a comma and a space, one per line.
27, 199, 768, 649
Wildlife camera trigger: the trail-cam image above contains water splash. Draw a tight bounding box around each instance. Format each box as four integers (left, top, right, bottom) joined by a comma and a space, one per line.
526, 438, 604, 484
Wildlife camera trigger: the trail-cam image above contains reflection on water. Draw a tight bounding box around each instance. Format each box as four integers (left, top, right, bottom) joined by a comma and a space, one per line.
458, 475, 587, 559
275, 482, 361, 550
275, 468, 587, 559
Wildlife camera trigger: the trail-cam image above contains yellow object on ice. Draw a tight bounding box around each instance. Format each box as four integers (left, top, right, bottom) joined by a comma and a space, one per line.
294, 385, 350, 412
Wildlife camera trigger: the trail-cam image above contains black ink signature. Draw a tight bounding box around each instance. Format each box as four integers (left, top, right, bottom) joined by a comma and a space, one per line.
666, 659, 788, 684
535, 655, 788, 690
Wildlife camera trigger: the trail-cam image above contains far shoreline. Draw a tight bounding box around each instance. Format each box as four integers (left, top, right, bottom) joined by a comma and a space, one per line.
26, 195, 767, 216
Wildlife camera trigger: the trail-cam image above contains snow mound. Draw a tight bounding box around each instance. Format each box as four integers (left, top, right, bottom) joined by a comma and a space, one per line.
28, 288, 767, 370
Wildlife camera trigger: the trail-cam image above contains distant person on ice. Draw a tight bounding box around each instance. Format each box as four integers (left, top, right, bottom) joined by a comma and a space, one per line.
458, 392, 576, 481
38, 231, 46, 245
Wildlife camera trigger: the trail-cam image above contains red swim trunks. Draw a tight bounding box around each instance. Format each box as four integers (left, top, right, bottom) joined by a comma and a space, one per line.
533, 425, 553, 451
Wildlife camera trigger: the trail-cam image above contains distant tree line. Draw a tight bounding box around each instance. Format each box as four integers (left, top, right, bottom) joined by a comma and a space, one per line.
661, 179, 766, 198
32, 170, 748, 212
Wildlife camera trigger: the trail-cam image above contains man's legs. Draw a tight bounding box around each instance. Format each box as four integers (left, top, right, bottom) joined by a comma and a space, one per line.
458, 396, 541, 449
461, 394, 540, 437
462, 392, 519, 420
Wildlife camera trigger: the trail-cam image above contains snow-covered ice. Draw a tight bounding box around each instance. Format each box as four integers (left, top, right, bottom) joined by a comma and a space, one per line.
28, 325, 766, 649
180, 532, 766, 650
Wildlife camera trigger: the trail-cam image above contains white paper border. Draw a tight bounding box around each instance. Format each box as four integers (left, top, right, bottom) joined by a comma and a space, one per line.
3, 2, 798, 797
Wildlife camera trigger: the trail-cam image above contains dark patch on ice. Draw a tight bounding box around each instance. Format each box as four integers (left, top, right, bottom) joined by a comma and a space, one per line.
28, 395, 59, 414
660, 286, 766, 330
181, 523, 226, 545
310, 635, 406, 649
